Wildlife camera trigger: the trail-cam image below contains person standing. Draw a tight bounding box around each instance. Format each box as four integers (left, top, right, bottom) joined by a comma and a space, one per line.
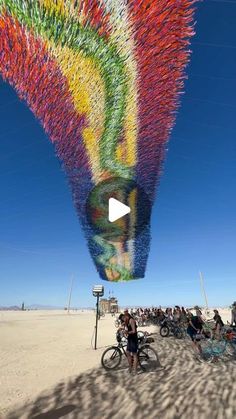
124, 310, 139, 375
187, 308, 204, 354
213, 309, 224, 338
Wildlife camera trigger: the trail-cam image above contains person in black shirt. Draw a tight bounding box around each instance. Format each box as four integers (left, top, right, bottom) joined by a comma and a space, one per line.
187, 309, 204, 354
213, 309, 224, 338
124, 310, 139, 374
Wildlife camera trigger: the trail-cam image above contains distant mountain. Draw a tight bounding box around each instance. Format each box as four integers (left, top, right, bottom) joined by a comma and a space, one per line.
26, 304, 93, 310
27, 304, 63, 310
0, 306, 21, 311
0, 304, 94, 311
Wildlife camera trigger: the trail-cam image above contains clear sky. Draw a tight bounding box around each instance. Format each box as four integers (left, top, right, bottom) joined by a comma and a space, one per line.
0, 0, 236, 308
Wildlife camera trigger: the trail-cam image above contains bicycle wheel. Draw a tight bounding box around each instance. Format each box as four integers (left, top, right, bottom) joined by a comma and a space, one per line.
211, 340, 226, 356
138, 345, 159, 371
101, 346, 122, 370
160, 325, 169, 337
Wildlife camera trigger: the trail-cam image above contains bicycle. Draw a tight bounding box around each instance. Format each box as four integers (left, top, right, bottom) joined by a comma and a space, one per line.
221, 327, 236, 357
151, 315, 165, 326
160, 319, 184, 339
101, 331, 159, 372
193, 329, 236, 363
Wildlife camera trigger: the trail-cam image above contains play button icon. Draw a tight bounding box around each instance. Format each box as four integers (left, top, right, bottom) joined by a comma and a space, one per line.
108, 198, 131, 222
86, 177, 151, 243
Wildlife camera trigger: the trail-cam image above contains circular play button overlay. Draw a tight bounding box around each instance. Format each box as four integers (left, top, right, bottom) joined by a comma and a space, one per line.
86, 177, 151, 242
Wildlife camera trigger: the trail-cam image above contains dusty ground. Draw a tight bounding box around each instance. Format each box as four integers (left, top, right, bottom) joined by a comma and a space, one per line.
0, 309, 235, 419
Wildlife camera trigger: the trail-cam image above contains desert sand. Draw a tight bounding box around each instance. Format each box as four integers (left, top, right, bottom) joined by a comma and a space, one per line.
0, 308, 235, 419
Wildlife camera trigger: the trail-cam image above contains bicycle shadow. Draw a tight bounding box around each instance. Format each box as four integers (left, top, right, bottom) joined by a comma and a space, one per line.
106, 350, 164, 374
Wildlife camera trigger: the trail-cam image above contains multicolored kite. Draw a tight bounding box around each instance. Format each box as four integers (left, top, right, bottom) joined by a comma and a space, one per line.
0, 0, 195, 281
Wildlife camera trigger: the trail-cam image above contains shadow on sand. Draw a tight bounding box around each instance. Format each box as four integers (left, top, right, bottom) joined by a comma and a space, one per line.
7, 335, 236, 419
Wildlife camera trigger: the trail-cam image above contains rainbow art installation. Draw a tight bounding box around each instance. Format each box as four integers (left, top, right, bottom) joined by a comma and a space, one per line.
0, 0, 195, 281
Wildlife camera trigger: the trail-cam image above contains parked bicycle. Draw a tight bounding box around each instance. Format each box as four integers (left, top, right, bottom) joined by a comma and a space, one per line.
160, 318, 184, 339
101, 331, 160, 372
193, 327, 236, 363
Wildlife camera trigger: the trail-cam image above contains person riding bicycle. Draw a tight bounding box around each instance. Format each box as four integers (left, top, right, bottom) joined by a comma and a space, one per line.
124, 309, 139, 374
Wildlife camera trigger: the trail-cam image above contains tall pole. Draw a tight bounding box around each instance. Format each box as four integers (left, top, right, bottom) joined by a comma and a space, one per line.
67, 274, 74, 314
199, 271, 209, 310
94, 294, 99, 350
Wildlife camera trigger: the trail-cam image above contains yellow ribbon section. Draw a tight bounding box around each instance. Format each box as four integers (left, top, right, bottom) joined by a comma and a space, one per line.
46, 42, 105, 181
39, 0, 83, 21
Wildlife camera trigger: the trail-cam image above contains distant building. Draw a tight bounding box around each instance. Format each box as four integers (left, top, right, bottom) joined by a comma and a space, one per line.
109, 297, 119, 313
99, 297, 119, 313
99, 299, 109, 313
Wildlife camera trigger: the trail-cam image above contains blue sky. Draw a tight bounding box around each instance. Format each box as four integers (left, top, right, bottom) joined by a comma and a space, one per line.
0, 0, 236, 308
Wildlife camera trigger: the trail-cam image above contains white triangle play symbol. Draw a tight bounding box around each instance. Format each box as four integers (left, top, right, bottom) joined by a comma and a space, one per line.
108, 198, 131, 223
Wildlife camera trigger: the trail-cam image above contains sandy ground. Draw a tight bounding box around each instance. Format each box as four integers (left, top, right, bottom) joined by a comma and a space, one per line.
0, 309, 235, 419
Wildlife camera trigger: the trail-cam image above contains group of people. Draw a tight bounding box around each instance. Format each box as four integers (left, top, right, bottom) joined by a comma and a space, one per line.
118, 302, 236, 371
130, 306, 188, 325
186, 304, 236, 355
130, 303, 236, 329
